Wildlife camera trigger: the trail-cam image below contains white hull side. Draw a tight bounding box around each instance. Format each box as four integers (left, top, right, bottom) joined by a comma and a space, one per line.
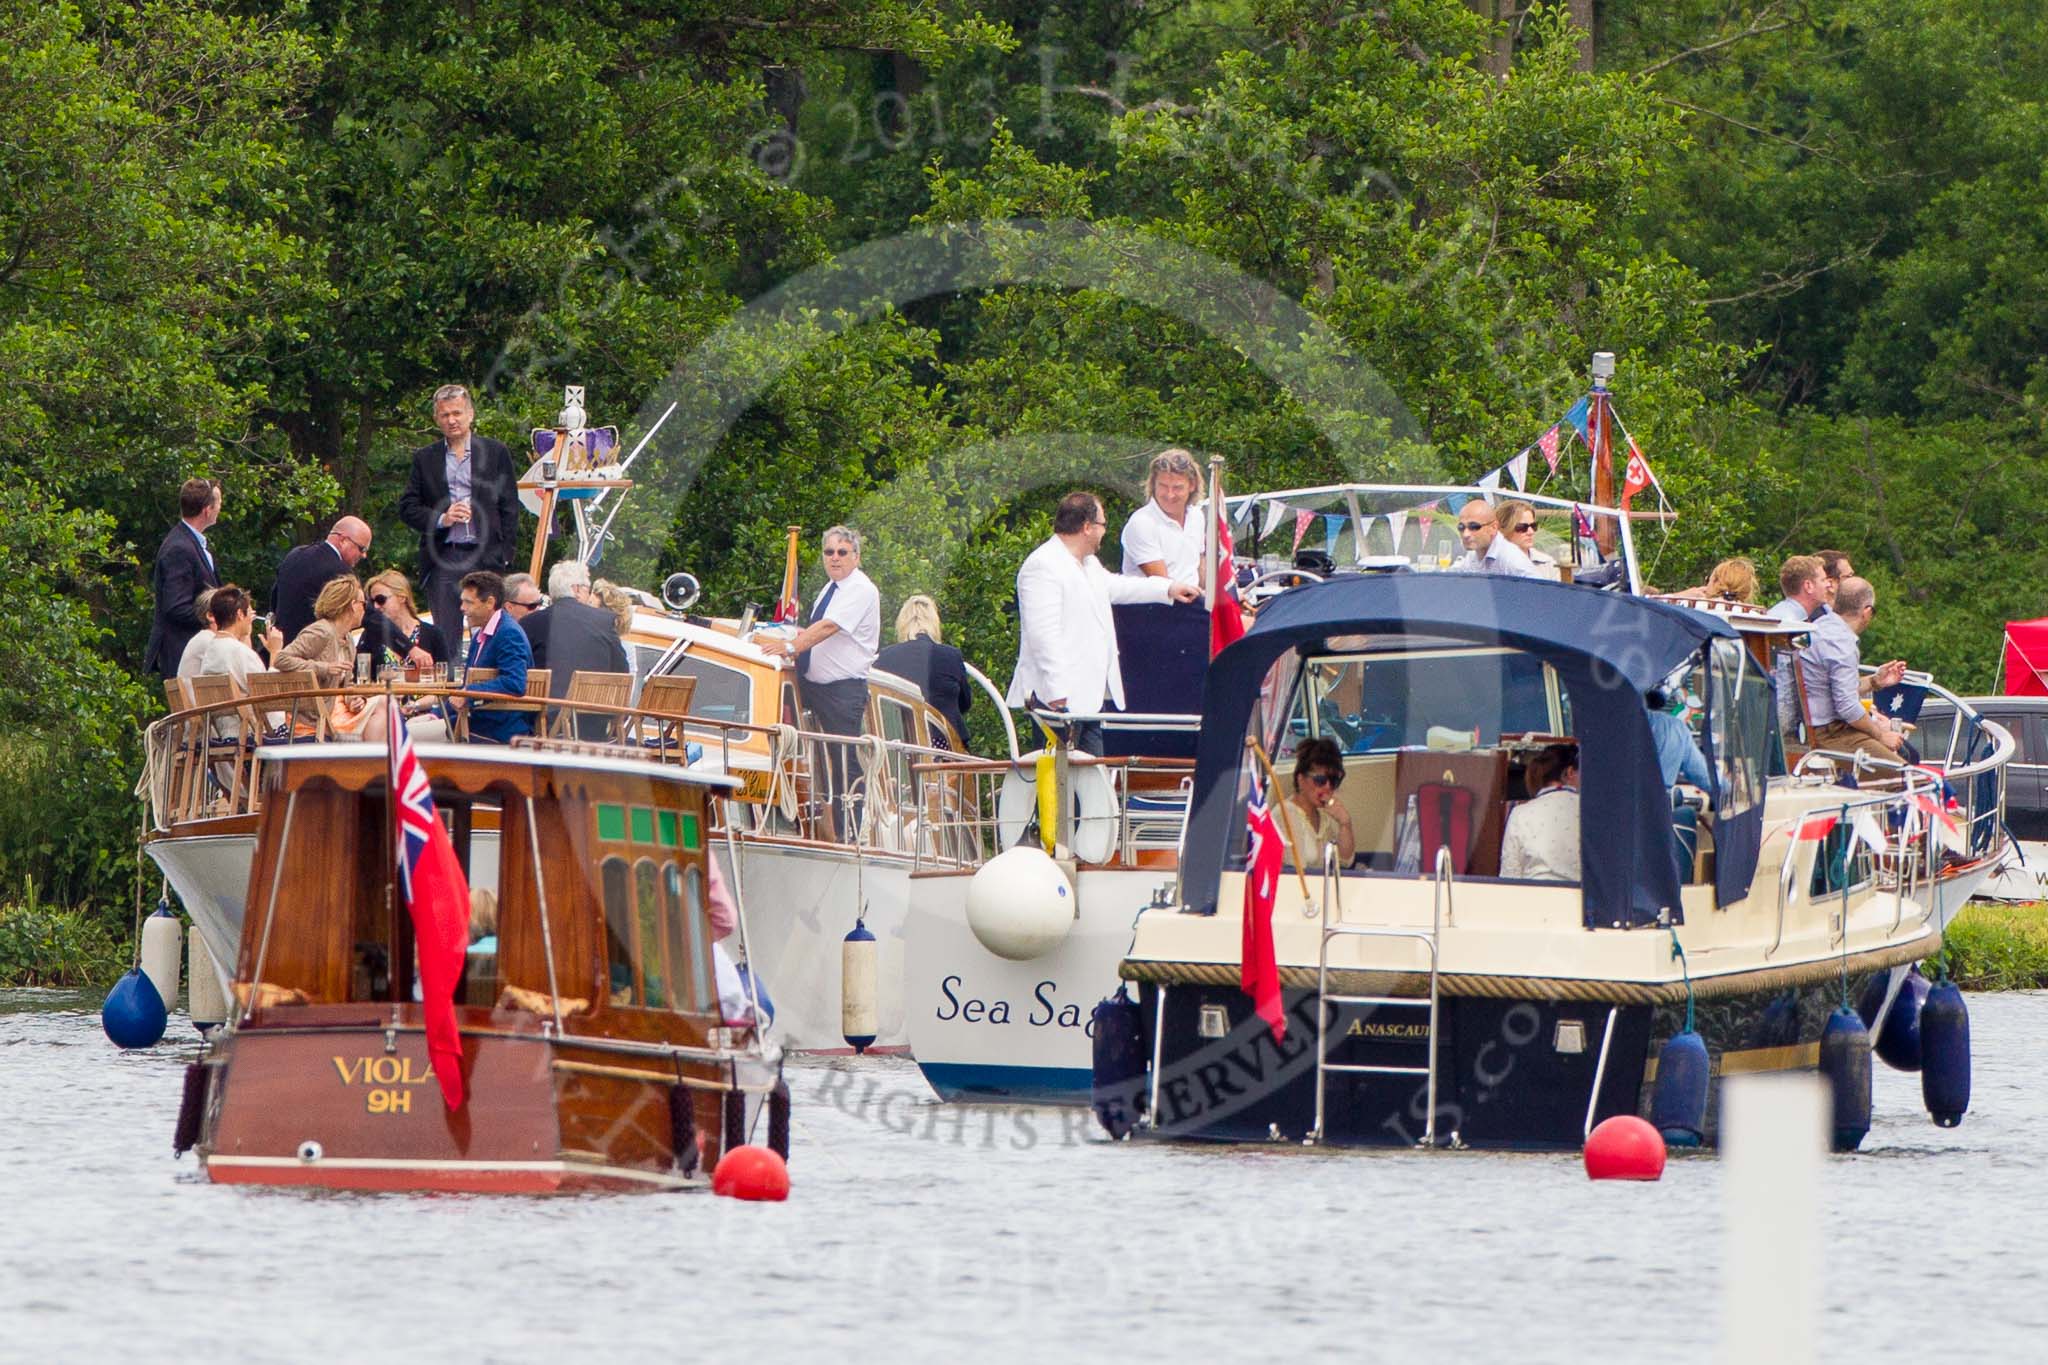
146, 833, 501, 995
905, 866, 1169, 1103
716, 839, 911, 1052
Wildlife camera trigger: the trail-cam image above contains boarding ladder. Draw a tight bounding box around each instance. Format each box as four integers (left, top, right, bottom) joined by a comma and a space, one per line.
1308, 844, 1448, 1148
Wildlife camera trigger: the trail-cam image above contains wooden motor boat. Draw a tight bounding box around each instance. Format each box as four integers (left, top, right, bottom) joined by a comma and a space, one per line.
175, 739, 783, 1192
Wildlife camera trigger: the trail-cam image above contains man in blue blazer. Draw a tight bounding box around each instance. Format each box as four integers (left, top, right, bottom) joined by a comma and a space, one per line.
145, 478, 222, 677
449, 570, 533, 744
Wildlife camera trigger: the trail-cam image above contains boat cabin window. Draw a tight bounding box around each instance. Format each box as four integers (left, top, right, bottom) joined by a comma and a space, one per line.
876, 694, 916, 796
1265, 646, 1572, 881
1293, 648, 1560, 753
1705, 639, 1769, 822
593, 797, 715, 1012
663, 653, 752, 725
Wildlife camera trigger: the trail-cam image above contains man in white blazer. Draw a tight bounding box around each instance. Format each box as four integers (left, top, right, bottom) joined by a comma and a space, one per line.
1009, 491, 1200, 754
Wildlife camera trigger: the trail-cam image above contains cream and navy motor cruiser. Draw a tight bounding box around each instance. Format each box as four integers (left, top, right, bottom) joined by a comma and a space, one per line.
1104, 573, 1981, 1150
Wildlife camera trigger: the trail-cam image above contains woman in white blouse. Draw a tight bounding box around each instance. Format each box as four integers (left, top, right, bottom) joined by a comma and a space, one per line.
1500, 743, 1580, 881
1120, 448, 1207, 582
196, 585, 286, 738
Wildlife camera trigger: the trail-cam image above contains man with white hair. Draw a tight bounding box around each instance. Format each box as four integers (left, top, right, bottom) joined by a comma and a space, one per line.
520, 558, 627, 739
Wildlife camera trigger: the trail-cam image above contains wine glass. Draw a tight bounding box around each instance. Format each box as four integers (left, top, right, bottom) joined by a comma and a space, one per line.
1436, 540, 1454, 570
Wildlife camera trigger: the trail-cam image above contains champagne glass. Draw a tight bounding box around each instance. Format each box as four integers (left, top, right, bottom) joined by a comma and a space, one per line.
1436, 540, 1454, 570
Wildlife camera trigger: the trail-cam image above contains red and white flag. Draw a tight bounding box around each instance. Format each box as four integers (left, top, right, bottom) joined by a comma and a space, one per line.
1794, 812, 1839, 842
1291, 509, 1314, 553
1620, 436, 1657, 509
1538, 425, 1561, 474
1241, 775, 1286, 1041
1211, 504, 1246, 658
389, 711, 474, 1109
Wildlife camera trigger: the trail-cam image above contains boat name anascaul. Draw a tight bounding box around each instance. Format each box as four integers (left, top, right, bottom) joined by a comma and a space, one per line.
1347, 1019, 1429, 1040
934, 976, 1097, 1035
332, 1055, 435, 1114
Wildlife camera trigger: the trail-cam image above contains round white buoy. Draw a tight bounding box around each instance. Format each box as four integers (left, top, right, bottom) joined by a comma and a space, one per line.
841, 921, 877, 1053
187, 932, 228, 1033
140, 904, 182, 1017
965, 846, 1075, 961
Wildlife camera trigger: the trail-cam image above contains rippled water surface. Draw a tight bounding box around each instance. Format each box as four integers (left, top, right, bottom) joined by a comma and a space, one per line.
3, 987, 2042, 1362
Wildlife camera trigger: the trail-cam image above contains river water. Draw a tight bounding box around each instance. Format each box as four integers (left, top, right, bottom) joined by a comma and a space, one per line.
3, 987, 2041, 1362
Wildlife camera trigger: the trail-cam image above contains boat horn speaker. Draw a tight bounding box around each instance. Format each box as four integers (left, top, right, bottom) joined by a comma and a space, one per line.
661, 572, 701, 612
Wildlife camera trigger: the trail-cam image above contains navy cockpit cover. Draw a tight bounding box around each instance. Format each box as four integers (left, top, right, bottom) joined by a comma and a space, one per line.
1180, 574, 1741, 929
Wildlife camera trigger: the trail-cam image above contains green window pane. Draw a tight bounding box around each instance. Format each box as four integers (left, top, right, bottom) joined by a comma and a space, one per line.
629, 806, 655, 843
657, 810, 679, 848
597, 804, 625, 841
681, 811, 701, 851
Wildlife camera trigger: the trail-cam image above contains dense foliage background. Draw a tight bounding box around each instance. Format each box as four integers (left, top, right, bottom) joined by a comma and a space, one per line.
4, 0, 2040, 931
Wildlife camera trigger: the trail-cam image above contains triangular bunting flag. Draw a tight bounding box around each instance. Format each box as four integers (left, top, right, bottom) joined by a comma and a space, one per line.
1563, 396, 1590, 439
1476, 469, 1501, 502
1292, 509, 1314, 553
1506, 449, 1530, 492
1384, 510, 1407, 556
1261, 500, 1287, 539
1323, 514, 1345, 550
1539, 425, 1561, 473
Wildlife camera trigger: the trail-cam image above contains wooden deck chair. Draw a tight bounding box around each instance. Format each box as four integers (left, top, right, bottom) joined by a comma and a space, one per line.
552, 670, 634, 741
183, 674, 250, 815
157, 678, 197, 820
245, 670, 318, 741
632, 674, 697, 752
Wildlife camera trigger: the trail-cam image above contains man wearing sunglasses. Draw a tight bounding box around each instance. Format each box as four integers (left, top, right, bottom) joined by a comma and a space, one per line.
270, 515, 374, 644
1450, 499, 1546, 579
779, 527, 881, 832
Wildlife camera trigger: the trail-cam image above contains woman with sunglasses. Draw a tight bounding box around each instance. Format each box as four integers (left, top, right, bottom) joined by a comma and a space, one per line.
363, 569, 448, 677
1279, 736, 1356, 871
1493, 499, 1558, 573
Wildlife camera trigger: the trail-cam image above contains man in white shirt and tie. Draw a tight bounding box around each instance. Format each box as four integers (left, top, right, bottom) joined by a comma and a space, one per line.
1010, 492, 1199, 755
778, 526, 881, 833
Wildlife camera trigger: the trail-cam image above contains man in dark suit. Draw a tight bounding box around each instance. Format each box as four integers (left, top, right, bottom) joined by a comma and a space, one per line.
270, 516, 373, 643
397, 383, 523, 636
524, 560, 629, 740
145, 478, 223, 677
502, 573, 549, 665
446, 571, 533, 744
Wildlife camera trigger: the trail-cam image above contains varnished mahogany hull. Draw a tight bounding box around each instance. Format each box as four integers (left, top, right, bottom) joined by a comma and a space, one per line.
197, 1009, 746, 1194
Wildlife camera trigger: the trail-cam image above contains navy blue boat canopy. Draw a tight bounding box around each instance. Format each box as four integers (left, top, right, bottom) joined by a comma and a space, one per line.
1179, 573, 1746, 929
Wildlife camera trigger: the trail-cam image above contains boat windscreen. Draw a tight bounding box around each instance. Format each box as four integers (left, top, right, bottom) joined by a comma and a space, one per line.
1284, 650, 1559, 754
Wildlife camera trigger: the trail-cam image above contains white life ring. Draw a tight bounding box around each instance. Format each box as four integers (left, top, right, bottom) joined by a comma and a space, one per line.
996, 750, 1118, 865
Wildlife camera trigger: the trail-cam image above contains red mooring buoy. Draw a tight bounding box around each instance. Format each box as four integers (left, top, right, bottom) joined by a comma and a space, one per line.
1584, 1115, 1667, 1181
712, 1144, 792, 1201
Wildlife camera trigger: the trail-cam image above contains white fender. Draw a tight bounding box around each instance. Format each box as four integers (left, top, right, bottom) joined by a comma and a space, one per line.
965, 846, 1076, 960
187, 931, 228, 1032
995, 750, 1119, 864
140, 909, 182, 1014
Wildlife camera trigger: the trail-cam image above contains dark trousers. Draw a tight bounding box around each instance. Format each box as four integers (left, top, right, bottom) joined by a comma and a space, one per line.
422, 566, 466, 644
803, 676, 868, 838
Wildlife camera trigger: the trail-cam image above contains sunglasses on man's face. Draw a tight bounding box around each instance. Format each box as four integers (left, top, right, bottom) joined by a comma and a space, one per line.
1305, 771, 1342, 789
823, 548, 852, 557
1457, 521, 1490, 532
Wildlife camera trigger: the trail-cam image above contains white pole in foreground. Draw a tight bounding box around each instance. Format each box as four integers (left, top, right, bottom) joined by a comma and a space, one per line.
1720, 1074, 1825, 1365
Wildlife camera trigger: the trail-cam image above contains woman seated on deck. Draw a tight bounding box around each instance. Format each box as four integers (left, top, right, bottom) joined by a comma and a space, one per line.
1500, 743, 1579, 882
196, 585, 287, 738
1278, 737, 1358, 871
273, 576, 391, 741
